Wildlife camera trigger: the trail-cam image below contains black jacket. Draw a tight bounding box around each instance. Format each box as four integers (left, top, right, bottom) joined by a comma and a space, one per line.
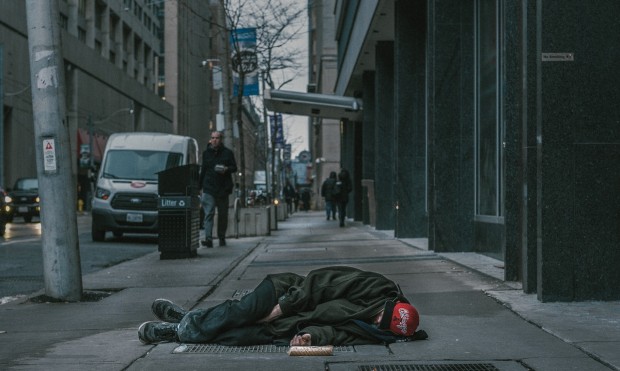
321, 178, 336, 201
198, 144, 237, 197
334, 169, 352, 202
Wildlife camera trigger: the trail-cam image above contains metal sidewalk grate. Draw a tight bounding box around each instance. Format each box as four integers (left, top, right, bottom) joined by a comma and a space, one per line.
358, 364, 500, 371
173, 344, 355, 354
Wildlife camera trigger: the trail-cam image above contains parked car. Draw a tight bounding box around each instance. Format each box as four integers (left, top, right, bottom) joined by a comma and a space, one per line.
0, 187, 9, 236
7, 177, 40, 223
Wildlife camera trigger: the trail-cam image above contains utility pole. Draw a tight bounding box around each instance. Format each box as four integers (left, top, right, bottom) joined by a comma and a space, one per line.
25, 0, 83, 301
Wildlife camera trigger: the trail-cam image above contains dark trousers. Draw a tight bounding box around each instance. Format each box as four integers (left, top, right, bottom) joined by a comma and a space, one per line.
177, 279, 278, 345
202, 193, 229, 240
337, 201, 348, 226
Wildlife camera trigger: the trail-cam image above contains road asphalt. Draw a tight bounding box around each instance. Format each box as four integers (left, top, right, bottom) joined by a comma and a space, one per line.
0, 211, 618, 371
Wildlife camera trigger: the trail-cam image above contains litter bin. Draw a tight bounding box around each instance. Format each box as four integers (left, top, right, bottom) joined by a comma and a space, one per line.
157, 164, 200, 259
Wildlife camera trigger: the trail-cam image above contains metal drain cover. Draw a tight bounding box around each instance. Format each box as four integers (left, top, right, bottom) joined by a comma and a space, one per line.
173, 344, 355, 354
335, 362, 528, 371
357, 364, 500, 371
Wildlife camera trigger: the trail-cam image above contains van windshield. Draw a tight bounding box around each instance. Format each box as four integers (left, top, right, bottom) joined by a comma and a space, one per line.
102, 150, 184, 181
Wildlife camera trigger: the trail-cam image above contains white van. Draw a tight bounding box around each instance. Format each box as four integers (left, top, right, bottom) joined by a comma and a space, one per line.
91, 132, 199, 241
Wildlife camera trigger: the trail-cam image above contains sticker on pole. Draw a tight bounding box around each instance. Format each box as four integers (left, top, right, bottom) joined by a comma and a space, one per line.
43, 138, 58, 173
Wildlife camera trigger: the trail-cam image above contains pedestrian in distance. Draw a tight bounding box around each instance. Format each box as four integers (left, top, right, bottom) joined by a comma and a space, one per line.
283, 181, 295, 215
300, 188, 311, 211
138, 266, 427, 346
334, 168, 352, 227
293, 189, 300, 212
198, 131, 237, 248
321, 171, 337, 220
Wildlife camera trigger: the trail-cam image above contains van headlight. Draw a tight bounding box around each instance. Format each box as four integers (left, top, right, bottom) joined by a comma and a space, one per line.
4, 195, 11, 203
95, 187, 111, 201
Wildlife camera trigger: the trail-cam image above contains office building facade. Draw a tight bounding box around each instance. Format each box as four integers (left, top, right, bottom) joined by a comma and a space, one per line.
326, 0, 620, 302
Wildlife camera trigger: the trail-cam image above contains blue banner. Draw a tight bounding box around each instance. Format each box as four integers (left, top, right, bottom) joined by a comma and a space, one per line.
230, 28, 259, 96
269, 114, 284, 149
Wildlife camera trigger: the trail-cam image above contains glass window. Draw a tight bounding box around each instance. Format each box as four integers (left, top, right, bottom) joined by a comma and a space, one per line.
475, 0, 503, 218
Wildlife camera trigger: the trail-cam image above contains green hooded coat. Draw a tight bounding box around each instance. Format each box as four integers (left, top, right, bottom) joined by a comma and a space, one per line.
265, 266, 404, 345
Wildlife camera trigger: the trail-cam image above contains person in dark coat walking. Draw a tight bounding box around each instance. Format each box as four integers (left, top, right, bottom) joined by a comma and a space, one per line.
321, 171, 337, 220
198, 131, 237, 247
334, 168, 352, 227
283, 181, 296, 215
138, 266, 426, 346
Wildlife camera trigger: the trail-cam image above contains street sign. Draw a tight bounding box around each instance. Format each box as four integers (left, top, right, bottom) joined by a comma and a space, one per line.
43, 137, 57, 173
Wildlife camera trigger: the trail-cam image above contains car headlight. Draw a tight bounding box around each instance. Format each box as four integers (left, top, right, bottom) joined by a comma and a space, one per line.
4, 195, 11, 203
35, 196, 40, 203
95, 187, 111, 201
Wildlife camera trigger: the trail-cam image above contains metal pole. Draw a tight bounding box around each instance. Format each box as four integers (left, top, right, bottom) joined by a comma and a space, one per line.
261, 72, 270, 200
218, 4, 234, 149
0, 45, 4, 188
87, 115, 95, 210
88, 115, 93, 169
25, 0, 82, 301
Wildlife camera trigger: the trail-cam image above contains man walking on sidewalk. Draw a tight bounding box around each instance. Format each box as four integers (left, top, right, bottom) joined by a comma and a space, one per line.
199, 130, 237, 248
321, 171, 337, 220
138, 266, 427, 346
334, 168, 352, 227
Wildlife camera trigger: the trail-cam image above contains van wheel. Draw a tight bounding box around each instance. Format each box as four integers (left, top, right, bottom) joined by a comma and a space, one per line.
24, 216, 33, 223
92, 224, 106, 242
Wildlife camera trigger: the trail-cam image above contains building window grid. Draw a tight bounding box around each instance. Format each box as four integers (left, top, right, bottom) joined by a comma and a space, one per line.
55, 0, 162, 91
474, 0, 504, 222
78, 27, 86, 42
78, 0, 86, 17
60, 14, 68, 30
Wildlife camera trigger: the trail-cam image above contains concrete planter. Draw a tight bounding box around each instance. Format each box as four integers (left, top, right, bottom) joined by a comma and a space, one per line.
213, 206, 271, 237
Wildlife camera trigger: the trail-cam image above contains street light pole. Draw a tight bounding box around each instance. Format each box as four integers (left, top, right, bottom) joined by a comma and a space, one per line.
261, 71, 271, 201
88, 114, 94, 169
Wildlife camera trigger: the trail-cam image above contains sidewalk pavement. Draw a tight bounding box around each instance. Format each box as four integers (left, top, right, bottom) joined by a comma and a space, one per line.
0, 211, 618, 371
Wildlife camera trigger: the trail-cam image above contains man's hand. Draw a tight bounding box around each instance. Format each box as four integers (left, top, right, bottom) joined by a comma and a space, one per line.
256, 304, 282, 323
290, 333, 312, 346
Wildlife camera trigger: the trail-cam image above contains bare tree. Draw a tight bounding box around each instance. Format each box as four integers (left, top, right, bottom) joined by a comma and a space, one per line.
213, 0, 305, 204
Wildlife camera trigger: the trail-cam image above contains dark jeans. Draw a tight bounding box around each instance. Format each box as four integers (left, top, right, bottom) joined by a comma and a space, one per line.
177, 279, 278, 345
337, 201, 348, 226
325, 200, 336, 219
201, 193, 229, 240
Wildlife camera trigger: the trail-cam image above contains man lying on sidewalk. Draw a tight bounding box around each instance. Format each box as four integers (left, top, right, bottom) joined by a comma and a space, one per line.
138, 266, 428, 346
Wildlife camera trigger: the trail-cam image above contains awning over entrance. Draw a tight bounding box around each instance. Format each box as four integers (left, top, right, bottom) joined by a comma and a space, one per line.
263, 89, 363, 121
